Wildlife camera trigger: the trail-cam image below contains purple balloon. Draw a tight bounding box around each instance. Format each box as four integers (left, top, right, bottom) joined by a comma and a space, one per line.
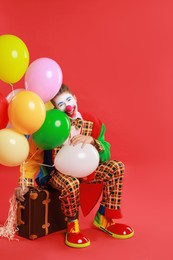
25, 58, 63, 103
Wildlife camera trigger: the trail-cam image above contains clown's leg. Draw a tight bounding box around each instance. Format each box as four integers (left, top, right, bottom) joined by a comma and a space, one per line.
49, 171, 90, 248
92, 160, 134, 239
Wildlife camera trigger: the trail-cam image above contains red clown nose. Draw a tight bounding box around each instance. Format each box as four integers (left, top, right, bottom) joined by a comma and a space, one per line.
65, 105, 73, 113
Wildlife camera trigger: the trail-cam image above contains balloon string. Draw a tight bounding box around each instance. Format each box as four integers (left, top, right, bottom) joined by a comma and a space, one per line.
0, 194, 19, 241
24, 149, 39, 164
26, 162, 55, 167
20, 149, 40, 191
21, 149, 54, 190
9, 83, 15, 97
23, 162, 54, 167
23, 149, 54, 167
21, 162, 26, 192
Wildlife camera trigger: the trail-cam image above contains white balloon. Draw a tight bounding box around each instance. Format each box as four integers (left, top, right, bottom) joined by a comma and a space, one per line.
0, 128, 29, 167
54, 143, 100, 178
6, 88, 25, 103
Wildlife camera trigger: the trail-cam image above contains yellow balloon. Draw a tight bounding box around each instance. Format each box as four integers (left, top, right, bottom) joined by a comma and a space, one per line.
0, 128, 29, 167
8, 90, 46, 134
45, 101, 54, 111
0, 34, 29, 84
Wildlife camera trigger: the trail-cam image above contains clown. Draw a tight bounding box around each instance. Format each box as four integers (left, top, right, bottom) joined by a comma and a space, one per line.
15, 83, 134, 248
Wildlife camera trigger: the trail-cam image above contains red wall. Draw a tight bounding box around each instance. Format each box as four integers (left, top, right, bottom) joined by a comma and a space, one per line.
0, 0, 173, 166
1, 1, 173, 258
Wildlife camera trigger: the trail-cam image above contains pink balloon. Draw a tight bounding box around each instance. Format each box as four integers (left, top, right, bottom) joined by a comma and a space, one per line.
24, 58, 63, 103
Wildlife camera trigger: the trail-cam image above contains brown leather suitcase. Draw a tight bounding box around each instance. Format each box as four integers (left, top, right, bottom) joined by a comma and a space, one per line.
17, 186, 66, 240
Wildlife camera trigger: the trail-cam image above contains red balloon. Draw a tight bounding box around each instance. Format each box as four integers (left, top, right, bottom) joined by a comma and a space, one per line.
0, 92, 8, 129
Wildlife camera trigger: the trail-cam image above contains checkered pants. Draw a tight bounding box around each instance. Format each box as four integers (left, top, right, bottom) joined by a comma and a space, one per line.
48, 160, 125, 218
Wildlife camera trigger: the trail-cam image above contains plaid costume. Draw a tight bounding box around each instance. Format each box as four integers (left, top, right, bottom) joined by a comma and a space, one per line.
19, 114, 125, 220
49, 117, 124, 219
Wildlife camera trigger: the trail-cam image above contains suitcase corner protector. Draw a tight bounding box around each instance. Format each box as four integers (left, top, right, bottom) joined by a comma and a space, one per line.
29, 234, 38, 240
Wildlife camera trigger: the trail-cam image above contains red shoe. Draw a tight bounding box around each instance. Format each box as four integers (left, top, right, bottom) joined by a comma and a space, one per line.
65, 219, 90, 248
93, 212, 134, 239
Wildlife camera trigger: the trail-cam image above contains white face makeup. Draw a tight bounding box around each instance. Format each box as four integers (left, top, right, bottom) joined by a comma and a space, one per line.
53, 92, 78, 119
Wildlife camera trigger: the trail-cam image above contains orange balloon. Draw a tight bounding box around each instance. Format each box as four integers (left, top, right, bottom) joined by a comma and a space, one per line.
8, 90, 46, 134
0, 128, 29, 166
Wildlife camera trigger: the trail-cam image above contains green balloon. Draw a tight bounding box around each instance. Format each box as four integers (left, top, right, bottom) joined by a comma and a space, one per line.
33, 109, 71, 150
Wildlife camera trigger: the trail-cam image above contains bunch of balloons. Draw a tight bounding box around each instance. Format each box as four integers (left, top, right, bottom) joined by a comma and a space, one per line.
0, 34, 100, 179
0, 34, 70, 167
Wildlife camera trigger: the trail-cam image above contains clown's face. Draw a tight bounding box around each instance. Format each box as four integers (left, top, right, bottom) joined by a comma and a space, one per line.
53, 92, 78, 119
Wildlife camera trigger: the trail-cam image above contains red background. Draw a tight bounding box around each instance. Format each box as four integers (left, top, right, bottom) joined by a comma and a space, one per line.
0, 0, 173, 259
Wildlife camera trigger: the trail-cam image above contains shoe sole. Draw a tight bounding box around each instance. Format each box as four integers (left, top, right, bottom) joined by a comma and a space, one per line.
93, 220, 134, 239
65, 234, 91, 248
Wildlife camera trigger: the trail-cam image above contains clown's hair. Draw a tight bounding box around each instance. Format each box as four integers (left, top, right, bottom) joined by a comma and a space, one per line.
51, 83, 72, 106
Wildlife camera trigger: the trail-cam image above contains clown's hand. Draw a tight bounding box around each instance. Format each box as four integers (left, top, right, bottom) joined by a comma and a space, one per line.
15, 186, 29, 202
70, 134, 95, 148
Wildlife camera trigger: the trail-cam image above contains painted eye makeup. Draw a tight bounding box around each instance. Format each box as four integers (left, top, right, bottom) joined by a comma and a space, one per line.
58, 102, 64, 107
66, 96, 72, 102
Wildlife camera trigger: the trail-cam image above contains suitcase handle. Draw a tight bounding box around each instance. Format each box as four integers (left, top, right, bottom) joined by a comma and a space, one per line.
17, 202, 25, 226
